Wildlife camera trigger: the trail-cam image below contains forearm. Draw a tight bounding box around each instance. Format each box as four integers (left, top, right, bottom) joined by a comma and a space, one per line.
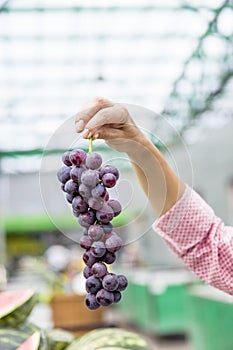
126, 135, 185, 217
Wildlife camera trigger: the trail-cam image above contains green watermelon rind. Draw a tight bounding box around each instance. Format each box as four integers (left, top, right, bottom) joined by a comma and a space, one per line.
47, 328, 75, 350
66, 328, 150, 350
0, 292, 37, 327
0, 325, 48, 350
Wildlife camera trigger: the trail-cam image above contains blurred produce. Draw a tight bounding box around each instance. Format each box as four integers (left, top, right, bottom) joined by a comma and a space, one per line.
66, 328, 150, 350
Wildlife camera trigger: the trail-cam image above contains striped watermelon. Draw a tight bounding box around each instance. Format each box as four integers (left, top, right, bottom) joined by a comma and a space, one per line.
66, 328, 150, 350
17, 331, 40, 350
0, 326, 48, 350
0, 290, 37, 327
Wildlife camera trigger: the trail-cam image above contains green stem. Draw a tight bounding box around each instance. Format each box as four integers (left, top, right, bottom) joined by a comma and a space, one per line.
89, 137, 93, 153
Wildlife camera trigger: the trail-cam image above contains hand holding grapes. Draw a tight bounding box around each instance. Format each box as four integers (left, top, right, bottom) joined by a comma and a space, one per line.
75, 97, 185, 217
75, 97, 146, 153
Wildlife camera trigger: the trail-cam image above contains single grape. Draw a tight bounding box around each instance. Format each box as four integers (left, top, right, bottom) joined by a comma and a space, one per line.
57, 166, 71, 184
81, 170, 99, 188
83, 266, 93, 279
102, 222, 113, 233
107, 199, 122, 217
88, 197, 104, 210
62, 151, 72, 166
69, 149, 86, 166
78, 211, 95, 228
66, 193, 74, 204
103, 250, 116, 264
79, 183, 92, 199
105, 233, 123, 253
99, 164, 119, 180
91, 241, 106, 258
91, 184, 106, 198
117, 275, 128, 291
86, 275, 102, 293
83, 250, 99, 267
92, 262, 108, 279
102, 273, 119, 292
102, 173, 117, 188
85, 293, 100, 310
64, 179, 79, 196
96, 289, 114, 306
72, 196, 88, 213
85, 152, 102, 170
70, 166, 85, 184
80, 235, 92, 250
96, 203, 114, 223
88, 224, 104, 241
113, 291, 122, 303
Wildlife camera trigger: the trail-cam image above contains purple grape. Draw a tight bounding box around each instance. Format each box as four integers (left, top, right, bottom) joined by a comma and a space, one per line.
86, 276, 102, 293
81, 170, 99, 188
88, 224, 104, 241
113, 291, 122, 303
57, 166, 71, 184
66, 193, 74, 204
92, 262, 108, 279
91, 184, 106, 198
70, 166, 85, 184
78, 211, 95, 228
96, 204, 114, 224
62, 151, 72, 166
91, 241, 106, 258
102, 273, 119, 292
96, 289, 114, 306
83, 266, 93, 279
117, 275, 128, 291
102, 173, 117, 188
69, 149, 86, 166
64, 179, 79, 196
85, 293, 100, 310
79, 183, 92, 199
72, 196, 88, 213
107, 199, 122, 217
88, 197, 104, 210
105, 233, 122, 253
103, 250, 116, 264
102, 222, 113, 233
85, 152, 102, 170
99, 164, 119, 180
83, 250, 99, 267
80, 235, 92, 250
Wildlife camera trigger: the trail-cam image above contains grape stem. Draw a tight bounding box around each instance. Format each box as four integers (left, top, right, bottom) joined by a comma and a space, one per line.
89, 137, 93, 153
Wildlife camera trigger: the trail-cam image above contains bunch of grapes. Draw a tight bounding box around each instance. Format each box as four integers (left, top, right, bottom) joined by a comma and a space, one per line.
57, 142, 128, 310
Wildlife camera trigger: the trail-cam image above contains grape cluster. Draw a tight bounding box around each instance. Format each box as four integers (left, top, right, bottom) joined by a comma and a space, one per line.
57, 146, 128, 310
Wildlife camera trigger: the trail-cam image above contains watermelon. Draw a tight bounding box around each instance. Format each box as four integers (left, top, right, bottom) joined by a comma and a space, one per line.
0, 324, 49, 350
47, 328, 75, 350
17, 331, 40, 350
66, 328, 150, 350
0, 290, 37, 327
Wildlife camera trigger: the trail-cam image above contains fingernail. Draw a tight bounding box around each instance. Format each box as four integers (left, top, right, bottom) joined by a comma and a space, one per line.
93, 133, 99, 140
76, 120, 84, 132
83, 129, 90, 138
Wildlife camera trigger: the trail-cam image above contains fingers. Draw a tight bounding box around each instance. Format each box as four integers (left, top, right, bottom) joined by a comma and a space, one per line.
84, 125, 125, 140
75, 97, 114, 132
85, 104, 128, 132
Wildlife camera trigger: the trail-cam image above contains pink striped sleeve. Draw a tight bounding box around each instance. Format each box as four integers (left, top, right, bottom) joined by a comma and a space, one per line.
153, 185, 233, 295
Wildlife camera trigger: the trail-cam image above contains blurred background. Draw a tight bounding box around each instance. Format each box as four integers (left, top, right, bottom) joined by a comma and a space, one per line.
0, 0, 233, 349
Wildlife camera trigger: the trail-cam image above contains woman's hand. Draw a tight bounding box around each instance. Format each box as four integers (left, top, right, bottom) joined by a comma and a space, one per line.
75, 97, 145, 152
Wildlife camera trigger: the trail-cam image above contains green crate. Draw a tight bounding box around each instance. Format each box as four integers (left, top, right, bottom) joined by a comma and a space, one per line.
188, 287, 233, 350
148, 283, 189, 334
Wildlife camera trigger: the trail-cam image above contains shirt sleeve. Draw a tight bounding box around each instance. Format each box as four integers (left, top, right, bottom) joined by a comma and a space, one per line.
153, 185, 233, 295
